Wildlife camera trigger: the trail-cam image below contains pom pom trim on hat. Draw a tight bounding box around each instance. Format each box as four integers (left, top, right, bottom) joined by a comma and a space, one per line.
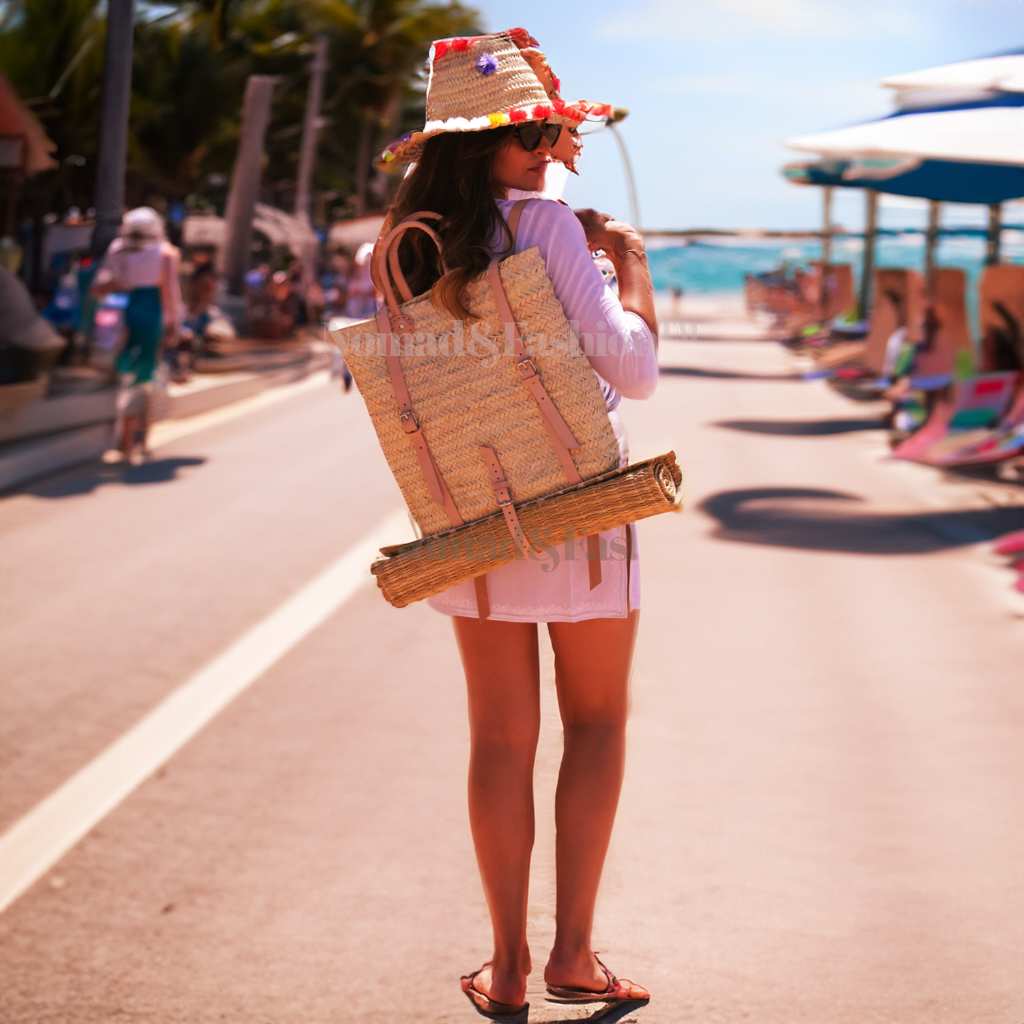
375, 25, 615, 173
376, 99, 614, 167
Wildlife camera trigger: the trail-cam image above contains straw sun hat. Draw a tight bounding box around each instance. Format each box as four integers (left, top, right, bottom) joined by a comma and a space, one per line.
375, 26, 614, 176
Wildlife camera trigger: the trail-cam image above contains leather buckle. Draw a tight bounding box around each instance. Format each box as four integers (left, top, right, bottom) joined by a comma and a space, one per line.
515, 356, 537, 379
399, 409, 419, 433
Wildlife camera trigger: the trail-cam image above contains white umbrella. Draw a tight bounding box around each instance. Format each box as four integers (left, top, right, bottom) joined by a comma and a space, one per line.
786, 94, 1024, 299
882, 52, 1024, 97
786, 104, 1024, 167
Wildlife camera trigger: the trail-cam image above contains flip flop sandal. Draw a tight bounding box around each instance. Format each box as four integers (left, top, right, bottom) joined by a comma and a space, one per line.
460, 961, 529, 1021
545, 950, 650, 1006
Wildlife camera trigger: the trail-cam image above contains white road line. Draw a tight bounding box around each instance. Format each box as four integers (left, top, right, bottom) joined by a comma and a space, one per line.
147, 368, 336, 449
0, 505, 410, 915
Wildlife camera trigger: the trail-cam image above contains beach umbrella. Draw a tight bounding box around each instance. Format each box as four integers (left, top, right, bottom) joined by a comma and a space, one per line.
786, 92, 1024, 305
882, 47, 1024, 108
784, 161, 880, 316
783, 156, 1024, 206
786, 155, 1024, 301
787, 92, 1024, 167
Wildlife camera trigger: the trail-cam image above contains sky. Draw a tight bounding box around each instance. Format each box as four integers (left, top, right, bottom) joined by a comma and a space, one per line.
471, 0, 1024, 232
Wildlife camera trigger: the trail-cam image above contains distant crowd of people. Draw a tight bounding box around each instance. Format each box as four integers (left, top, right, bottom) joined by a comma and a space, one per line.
2, 201, 387, 462
239, 238, 379, 339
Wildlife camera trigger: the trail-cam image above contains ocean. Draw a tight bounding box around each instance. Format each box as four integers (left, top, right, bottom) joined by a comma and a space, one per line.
646, 231, 1024, 331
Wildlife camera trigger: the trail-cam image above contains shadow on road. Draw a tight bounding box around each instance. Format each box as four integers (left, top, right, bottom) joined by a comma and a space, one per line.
937, 462, 1024, 488
536, 1001, 649, 1023
659, 366, 805, 383
699, 486, 1024, 554
713, 416, 887, 437
15, 456, 208, 500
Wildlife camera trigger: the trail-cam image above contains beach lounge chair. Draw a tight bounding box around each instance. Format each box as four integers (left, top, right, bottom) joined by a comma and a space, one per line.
908, 267, 974, 383
883, 267, 978, 437
747, 268, 804, 322
919, 268, 1024, 465
978, 264, 1024, 373
993, 530, 1024, 594
776, 262, 857, 348
819, 267, 922, 371
926, 374, 1024, 466
812, 261, 859, 335
994, 530, 1024, 557
888, 370, 1019, 463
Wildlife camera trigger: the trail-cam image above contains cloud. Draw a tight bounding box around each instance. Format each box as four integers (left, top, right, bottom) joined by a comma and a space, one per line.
597, 0, 923, 41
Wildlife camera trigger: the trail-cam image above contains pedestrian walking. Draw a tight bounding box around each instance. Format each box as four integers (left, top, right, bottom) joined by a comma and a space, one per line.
342, 242, 378, 319
372, 26, 659, 1020
91, 206, 183, 463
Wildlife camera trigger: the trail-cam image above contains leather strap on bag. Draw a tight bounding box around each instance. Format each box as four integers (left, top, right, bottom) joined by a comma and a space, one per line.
374, 254, 491, 620
479, 445, 543, 560
377, 306, 461, 521
490, 198, 604, 591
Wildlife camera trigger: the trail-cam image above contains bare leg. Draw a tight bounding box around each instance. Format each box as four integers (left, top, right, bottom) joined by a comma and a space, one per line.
138, 387, 153, 457
119, 413, 135, 457
543, 609, 649, 999
452, 613, 540, 1006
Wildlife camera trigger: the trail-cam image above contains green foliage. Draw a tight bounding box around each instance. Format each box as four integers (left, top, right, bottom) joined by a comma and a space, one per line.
3, 0, 482, 221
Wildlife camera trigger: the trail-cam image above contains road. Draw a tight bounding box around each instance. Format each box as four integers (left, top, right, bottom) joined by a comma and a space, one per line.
1, 335, 1022, 1023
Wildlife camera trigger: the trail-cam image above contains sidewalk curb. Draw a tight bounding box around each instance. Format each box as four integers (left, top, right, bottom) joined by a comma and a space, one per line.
0, 343, 333, 496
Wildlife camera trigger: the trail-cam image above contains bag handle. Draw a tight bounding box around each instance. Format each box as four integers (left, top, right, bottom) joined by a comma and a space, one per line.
387, 219, 448, 304
372, 199, 533, 315
372, 211, 447, 314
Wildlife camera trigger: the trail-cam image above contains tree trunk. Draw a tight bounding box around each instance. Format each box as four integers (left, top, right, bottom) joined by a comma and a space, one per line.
91, 0, 135, 259
368, 88, 402, 210
294, 35, 328, 224
223, 76, 275, 295
353, 113, 374, 217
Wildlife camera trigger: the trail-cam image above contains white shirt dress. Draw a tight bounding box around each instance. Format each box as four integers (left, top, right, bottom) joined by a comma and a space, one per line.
424, 196, 659, 622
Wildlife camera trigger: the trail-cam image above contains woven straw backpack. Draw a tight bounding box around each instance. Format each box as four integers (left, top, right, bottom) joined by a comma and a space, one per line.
329, 197, 682, 618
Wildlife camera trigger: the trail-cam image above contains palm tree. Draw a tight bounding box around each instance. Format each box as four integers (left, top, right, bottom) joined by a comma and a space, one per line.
0, 0, 105, 212
311, 0, 481, 214
1, 0, 483, 224
237, 0, 481, 216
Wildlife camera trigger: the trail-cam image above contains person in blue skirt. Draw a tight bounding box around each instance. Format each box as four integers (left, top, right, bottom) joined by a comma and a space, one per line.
92, 207, 183, 462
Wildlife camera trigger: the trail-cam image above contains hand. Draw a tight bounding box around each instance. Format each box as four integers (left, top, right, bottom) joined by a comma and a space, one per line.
91, 274, 123, 298
572, 208, 644, 260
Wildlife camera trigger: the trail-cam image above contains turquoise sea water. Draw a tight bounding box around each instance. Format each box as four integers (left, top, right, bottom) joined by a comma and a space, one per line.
647, 231, 1024, 331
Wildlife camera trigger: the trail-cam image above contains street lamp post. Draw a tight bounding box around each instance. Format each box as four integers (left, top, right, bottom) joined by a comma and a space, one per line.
604, 109, 641, 229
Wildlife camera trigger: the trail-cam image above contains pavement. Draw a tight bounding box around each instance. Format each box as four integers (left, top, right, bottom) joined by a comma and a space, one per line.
0, 320, 1022, 1023
0, 329, 337, 494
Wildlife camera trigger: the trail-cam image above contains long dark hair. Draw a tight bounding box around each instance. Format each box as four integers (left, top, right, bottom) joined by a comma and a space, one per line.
373, 126, 520, 321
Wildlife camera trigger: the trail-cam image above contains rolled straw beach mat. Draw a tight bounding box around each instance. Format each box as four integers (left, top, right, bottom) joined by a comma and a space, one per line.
372, 451, 683, 608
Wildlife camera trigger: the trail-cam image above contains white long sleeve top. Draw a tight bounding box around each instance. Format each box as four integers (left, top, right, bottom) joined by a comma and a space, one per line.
492, 196, 659, 410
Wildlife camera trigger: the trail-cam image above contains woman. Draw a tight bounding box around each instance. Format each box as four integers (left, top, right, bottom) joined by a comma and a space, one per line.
92, 206, 183, 462
373, 28, 659, 1020
344, 242, 379, 319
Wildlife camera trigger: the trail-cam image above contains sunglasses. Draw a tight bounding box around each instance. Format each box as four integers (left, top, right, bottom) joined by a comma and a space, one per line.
512, 121, 563, 152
